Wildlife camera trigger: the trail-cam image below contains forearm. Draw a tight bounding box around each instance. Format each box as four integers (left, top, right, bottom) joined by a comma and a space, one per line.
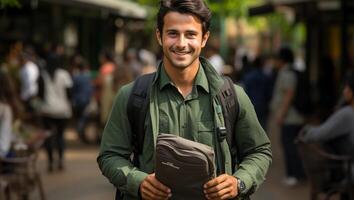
97, 82, 146, 197
97, 152, 148, 197
233, 142, 272, 195
232, 86, 272, 196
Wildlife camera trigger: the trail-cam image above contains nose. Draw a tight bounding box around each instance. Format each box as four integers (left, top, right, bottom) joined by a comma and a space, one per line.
176, 35, 187, 49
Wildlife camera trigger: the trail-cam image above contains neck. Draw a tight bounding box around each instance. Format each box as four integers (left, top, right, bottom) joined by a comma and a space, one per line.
163, 58, 200, 97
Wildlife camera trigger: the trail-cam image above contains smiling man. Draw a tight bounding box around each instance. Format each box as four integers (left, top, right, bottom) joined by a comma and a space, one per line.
97, 0, 272, 200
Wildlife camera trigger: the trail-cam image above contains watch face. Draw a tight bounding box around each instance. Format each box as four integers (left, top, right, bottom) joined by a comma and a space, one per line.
238, 179, 246, 192
240, 180, 246, 191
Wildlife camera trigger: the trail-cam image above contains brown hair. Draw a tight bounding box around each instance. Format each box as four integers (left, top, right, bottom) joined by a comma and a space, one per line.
157, 0, 211, 37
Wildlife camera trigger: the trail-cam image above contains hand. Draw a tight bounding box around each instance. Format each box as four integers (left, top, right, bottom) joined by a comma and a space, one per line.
203, 174, 238, 200
140, 173, 171, 200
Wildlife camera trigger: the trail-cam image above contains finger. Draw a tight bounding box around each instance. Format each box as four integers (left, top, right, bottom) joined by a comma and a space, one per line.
141, 181, 155, 200
147, 174, 171, 194
141, 188, 155, 200
204, 180, 230, 195
204, 174, 228, 189
206, 186, 230, 199
144, 181, 170, 199
220, 192, 233, 200
148, 173, 171, 193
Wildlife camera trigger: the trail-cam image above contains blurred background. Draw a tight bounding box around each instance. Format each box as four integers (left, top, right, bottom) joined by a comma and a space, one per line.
0, 0, 353, 199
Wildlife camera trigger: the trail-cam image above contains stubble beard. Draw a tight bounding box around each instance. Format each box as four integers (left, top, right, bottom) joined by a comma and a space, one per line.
164, 48, 199, 70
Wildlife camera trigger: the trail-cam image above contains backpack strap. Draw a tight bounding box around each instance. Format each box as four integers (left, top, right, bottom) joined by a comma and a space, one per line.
216, 76, 240, 172
127, 72, 156, 166
126, 73, 240, 170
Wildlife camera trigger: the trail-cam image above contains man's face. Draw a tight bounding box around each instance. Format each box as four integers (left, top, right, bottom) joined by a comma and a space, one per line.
156, 11, 209, 70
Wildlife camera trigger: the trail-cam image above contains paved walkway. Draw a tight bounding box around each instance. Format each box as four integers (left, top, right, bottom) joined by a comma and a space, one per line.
27, 127, 310, 200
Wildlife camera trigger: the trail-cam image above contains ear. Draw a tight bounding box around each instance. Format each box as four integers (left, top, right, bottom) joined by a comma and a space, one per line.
156, 29, 162, 46
201, 31, 210, 48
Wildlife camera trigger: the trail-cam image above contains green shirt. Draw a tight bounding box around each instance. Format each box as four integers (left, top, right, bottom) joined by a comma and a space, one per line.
158, 65, 214, 145
98, 57, 272, 199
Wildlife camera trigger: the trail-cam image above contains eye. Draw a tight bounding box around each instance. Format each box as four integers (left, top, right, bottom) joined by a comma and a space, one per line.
186, 32, 197, 39
167, 32, 177, 37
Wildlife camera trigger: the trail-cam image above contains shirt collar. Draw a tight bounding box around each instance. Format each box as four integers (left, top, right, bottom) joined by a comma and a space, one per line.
159, 64, 209, 93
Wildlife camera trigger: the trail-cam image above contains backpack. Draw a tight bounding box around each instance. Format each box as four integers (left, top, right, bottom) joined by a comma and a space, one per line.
116, 72, 239, 199
127, 72, 240, 168
291, 68, 313, 116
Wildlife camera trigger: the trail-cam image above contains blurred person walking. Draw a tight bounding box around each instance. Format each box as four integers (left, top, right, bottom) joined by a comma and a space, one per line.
302, 72, 354, 157
38, 53, 73, 172
138, 48, 157, 75
242, 56, 274, 130
96, 50, 116, 125
270, 47, 306, 186
123, 48, 142, 78
302, 72, 354, 200
205, 45, 225, 75
19, 47, 40, 112
0, 69, 16, 159
71, 55, 93, 140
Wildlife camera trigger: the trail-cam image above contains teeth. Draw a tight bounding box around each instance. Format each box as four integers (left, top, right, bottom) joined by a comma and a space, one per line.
174, 51, 189, 55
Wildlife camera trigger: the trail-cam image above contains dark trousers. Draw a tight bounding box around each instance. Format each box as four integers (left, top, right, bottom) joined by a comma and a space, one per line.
281, 124, 306, 179
43, 117, 68, 165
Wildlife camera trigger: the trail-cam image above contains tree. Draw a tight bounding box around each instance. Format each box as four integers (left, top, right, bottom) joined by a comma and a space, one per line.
0, 0, 20, 8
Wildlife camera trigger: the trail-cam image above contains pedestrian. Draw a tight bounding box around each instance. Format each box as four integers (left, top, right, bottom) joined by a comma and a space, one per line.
38, 53, 73, 172
302, 71, 354, 157
97, 0, 271, 199
270, 47, 306, 186
71, 55, 93, 138
205, 45, 225, 75
19, 47, 40, 112
0, 69, 15, 159
96, 50, 116, 125
301, 72, 354, 200
242, 56, 274, 130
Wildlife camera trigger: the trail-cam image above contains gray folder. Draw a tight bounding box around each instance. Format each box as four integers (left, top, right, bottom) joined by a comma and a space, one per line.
155, 133, 216, 200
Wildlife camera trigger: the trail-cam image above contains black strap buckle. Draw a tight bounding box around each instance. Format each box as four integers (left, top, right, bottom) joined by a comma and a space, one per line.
216, 127, 227, 142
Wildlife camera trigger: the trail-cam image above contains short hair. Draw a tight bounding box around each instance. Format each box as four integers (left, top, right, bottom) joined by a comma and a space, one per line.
157, 0, 211, 36
277, 46, 294, 64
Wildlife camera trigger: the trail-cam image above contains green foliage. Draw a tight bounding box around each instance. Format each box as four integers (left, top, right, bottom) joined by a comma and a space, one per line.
135, 0, 158, 32
135, 0, 262, 18
207, 0, 262, 18
0, 0, 20, 9
136, 0, 157, 6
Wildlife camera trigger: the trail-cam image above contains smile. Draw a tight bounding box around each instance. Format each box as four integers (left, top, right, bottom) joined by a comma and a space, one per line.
172, 50, 191, 56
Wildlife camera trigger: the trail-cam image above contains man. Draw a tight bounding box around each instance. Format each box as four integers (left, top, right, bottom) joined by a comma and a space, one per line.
205, 45, 225, 75
302, 72, 354, 200
97, 0, 271, 199
270, 47, 305, 186
19, 48, 39, 111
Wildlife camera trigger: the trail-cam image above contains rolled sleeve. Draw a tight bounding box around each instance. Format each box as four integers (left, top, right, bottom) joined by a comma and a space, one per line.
233, 86, 272, 195
127, 170, 149, 196
98, 82, 148, 198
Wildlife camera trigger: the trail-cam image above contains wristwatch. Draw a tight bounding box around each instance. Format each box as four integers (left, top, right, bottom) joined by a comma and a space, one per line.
236, 178, 246, 193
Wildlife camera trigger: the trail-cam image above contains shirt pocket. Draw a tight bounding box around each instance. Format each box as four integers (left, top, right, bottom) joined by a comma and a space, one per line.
159, 111, 169, 133
197, 121, 214, 147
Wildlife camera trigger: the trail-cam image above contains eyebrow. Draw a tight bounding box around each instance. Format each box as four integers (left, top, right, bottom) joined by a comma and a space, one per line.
165, 29, 199, 34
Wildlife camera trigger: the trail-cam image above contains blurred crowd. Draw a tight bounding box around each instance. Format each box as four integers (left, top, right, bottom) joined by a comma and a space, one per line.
0, 39, 353, 198
0, 41, 158, 173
